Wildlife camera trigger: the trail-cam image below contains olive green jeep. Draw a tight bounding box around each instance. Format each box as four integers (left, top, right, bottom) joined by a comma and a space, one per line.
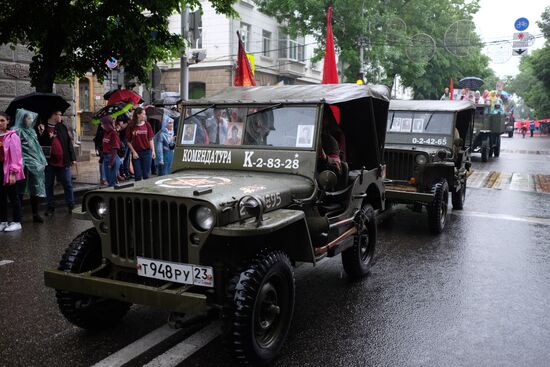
383, 100, 475, 234
44, 84, 389, 365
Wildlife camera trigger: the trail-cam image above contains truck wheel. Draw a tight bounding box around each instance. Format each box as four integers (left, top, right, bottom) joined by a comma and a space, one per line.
508, 131, 513, 138
55, 228, 131, 330
493, 136, 501, 157
225, 250, 295, 366
452, 179, 466, 210
342, 204, 376, 278
481, 146, 488, 162
427, 179, 449, 234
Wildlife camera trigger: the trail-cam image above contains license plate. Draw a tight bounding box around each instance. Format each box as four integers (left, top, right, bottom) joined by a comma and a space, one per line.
136, 257, 214, 287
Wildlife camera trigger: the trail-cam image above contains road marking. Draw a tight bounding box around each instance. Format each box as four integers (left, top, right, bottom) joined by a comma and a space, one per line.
500, 149, 550, 155
452, 210, 550, 226
0, 260, 14, 266
468, 171, 550, 193
91, 324, 180, 367
144, 321, 222, 367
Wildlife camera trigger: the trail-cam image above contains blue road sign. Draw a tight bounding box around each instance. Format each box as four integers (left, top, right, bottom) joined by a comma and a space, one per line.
515, 18, 529, 31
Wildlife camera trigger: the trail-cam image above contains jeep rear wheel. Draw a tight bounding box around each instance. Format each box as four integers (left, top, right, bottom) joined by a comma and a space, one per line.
452, 179, 466, 210
56, 228, 131, 330
481, 145, 489, 162
342, 204, 376, 278
427, 179, 449, 234
225, 250, 295, 365
508, 131, 513, 138
493, 136, 501, 157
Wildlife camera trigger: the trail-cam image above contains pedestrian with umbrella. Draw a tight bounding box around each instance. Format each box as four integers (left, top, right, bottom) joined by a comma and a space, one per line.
6, 92, 70, 123
0, 112, 25, 232
37, 110, 76, 215
12, 109, 48, 223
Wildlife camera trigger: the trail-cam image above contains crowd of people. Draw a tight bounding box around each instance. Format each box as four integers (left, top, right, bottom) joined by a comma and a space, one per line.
93, 106, 176, 187
440, 88, 507, 115
1, 109, 75, 232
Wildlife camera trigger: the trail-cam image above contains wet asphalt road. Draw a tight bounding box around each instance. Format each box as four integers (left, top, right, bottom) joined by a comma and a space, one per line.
1, 133, 550, 367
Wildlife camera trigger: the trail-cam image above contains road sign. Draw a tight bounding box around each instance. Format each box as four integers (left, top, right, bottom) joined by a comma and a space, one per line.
513, 32, 529, 48
512, 48, 528, 56
514, 17, 529, 31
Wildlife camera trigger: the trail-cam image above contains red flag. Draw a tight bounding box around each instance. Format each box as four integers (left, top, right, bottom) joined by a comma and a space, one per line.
322, 6, 340, 123
234, 31, 256, 87
322, 6, 338, 84
449, 79, 454, 100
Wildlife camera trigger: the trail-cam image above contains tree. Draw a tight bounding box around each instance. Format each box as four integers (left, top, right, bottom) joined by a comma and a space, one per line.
256, 0, 492, 98
0, 0, 237, 92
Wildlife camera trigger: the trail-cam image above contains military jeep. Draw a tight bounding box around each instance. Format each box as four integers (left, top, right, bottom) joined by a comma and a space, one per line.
44, 84, 390, 365
383, 100, 474, 234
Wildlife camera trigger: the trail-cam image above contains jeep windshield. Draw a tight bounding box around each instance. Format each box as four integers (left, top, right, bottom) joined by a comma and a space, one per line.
180, 105, 318, 150
386, 111, 454, 147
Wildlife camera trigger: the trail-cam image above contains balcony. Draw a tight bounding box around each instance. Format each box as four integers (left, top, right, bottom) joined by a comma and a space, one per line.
278, 59, 305, 77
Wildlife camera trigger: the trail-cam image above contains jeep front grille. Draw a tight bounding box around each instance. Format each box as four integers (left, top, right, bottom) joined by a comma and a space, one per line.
108, 197, 188, 263
384, 150, 415, 181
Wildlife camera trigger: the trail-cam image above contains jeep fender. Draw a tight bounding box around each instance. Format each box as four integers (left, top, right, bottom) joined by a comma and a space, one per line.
211, 209, 315, 264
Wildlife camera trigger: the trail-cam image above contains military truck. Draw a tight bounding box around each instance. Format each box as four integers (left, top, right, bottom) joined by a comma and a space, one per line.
383, 100, 475, 234
44, 84, 390, 365
472, 105, 506, 161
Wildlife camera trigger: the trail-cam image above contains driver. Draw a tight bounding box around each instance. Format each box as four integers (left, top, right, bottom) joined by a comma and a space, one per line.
244, 110, 271, 145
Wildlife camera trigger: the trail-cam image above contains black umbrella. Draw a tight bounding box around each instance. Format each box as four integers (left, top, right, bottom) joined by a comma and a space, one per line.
5, 92, 70, 121
458, 77, 484, 90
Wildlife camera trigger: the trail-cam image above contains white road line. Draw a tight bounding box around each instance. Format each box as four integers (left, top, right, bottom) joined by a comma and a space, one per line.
452, 210, 550, 226
91, 324, 180, 367
468, 171, 490, 188
144, 321, 222, 367
510, 173, 535, 192
0, 260, 14, 266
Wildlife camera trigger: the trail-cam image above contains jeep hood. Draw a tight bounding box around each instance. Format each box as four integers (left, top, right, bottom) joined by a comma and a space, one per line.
98, 170, 315, 205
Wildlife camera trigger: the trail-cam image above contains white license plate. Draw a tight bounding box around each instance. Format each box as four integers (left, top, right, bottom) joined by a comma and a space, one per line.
136, 257, 214, 287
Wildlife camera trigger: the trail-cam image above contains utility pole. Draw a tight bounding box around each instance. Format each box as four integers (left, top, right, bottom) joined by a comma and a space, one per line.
358, 37, 366, 83
180, 5, 190, 101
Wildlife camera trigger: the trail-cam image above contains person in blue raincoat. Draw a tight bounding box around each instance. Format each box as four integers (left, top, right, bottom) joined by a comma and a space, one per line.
154, 116, 175, 176
529, 119, 535, 137
12, 109, 47, 223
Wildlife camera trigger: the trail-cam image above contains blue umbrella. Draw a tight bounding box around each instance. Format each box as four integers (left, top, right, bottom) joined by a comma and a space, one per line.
458, 77, 484, 90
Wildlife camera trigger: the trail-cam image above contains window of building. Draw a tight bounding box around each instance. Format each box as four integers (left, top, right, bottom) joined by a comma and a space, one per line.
262, 30, 271, 57
79, 78, 90, 111
240, 22, 251, 50
278, 31, 305, 62
189, 82, 206, 100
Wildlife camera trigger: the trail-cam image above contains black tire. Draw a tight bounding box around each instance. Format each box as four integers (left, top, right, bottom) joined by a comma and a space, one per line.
342, 204, 376, 278
508, 131, 513, 138
481, 146, 488, 162
225, 250, 295, 366
56, 228, 131, 330
427, 179, 449, 234
493, 135, 501, 157
452, 178, 466, 210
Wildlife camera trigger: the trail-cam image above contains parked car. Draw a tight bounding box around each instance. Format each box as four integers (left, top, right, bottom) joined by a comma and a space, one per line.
383, 100, 474, 233
45, 84, 390, 365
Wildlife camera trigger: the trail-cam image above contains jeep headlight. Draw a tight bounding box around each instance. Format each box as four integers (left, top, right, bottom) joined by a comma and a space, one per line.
415, 154, 427, 165
192, 206, 215, 231
89, 197, 108, 219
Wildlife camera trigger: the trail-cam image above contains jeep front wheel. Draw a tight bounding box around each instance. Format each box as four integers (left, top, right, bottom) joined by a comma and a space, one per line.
55, 228, 131, 330
225, 250, 295, 365
427, 179, 449, 234
342, 204, 376, 278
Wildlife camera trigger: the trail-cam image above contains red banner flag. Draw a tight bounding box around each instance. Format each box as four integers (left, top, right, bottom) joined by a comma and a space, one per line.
322, 6, 340, 122
449, 79, 454, 100
322, 6, 338, 84
234, 31, 256, 87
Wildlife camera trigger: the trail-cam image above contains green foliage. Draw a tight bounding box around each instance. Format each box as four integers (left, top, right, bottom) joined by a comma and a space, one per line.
508, 49, 550, 118
0, 0, 237, 92
256, 0, 491, 98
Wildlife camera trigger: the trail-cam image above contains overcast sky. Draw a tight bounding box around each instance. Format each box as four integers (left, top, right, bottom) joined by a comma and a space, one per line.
474, 0, 548, 77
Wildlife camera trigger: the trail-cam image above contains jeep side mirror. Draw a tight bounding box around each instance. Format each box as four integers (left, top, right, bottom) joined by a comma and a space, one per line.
318, 170, 337, 191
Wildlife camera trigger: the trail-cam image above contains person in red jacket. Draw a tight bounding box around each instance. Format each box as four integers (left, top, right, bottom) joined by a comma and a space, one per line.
101, 115, 121, 187
126, 107, 155, 181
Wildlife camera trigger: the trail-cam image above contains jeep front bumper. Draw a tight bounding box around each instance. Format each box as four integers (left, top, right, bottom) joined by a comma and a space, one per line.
44, 269, 207, 315
385, 182, 434, 204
